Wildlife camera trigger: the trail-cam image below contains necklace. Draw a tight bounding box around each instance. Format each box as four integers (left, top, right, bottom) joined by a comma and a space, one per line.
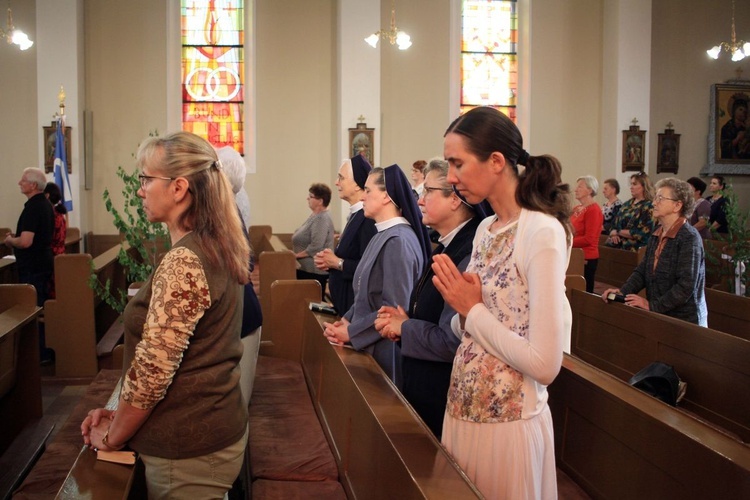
492, 210, 521, 230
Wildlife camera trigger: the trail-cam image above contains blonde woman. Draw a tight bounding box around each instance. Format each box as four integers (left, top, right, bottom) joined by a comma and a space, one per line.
82, 132, 250, 498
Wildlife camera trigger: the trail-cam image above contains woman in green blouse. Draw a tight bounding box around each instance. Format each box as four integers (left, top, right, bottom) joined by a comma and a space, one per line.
606, 171, 655, 251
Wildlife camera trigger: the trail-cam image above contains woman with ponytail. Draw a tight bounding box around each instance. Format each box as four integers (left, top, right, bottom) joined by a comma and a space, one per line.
82, 132, 250, 498
432, 106, 572, 499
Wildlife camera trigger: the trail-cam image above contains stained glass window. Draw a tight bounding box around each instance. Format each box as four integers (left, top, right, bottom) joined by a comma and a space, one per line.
461, 0, 517, 121
181, 0, 245, 154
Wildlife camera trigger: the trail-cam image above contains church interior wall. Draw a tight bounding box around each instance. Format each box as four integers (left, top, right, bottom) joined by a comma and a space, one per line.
0, 0, 748, 236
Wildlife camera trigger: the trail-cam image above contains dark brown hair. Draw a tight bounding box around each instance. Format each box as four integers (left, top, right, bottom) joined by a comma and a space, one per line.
309, 183, 332, 207
444, 106, 571, 240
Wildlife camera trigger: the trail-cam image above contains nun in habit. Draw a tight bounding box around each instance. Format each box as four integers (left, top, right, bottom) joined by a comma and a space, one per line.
323, 165, 431, 388
314, 155, 378, 315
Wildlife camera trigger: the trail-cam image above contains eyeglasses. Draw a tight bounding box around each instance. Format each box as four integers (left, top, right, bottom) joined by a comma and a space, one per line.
420, 185, 454, 199
654, 194, 679, 203
138, 174, 175, 189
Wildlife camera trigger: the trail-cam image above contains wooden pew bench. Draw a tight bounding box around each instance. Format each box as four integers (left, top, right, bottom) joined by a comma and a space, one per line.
64, 227, 81, 254
595, 245, 646, 286
569, 289, 750, 443
567, 247, 584, 277
12, 369, 146, 499
250, 280, 482, 498
549, 354, 750, 499
44, 244, 135, 378
249, 225, 297, 355
705, 287, 750, 342
0, 284, 53, 499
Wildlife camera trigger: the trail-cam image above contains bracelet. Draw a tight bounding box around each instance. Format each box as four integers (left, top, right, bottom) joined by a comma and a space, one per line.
338, 258, 344, 271
102, 428, 125, 451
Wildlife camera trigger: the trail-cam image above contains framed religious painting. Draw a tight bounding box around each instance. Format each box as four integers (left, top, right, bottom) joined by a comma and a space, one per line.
348, 119, 375, 166
713, 83, 750, 163
705, 82, 750, 176
43, 122, 72, 174
622, 123, 646, 172
656, 124, 680, 174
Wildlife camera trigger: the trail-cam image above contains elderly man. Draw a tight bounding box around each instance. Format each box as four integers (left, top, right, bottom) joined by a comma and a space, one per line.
5, 168, 55, 364
5, 168, 55, 306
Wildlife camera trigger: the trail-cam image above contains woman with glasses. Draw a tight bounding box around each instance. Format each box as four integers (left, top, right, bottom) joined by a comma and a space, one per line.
292, 183, 335, 299
81, 132, 251, 497
602, 178, 707, 326
373, 158, 486, 438
606, 171, 655, 251
323, 165, 431, 388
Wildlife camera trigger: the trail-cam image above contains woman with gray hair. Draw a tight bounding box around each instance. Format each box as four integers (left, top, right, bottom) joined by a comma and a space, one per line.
216, 146, 251, 228
373, 157, 486, 437
571, 175, 604, 292
602, 177, 707, 326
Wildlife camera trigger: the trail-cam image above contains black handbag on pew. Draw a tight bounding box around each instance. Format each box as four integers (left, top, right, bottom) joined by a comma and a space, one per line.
628, 361, 685, 407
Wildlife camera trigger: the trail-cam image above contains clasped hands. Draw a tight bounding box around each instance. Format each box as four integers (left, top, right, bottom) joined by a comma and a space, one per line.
323, 317, 350, 345
314, 248, 338, 271
374, 254, 483, 340
80, 408, 117, 451
374, 305, 408, 341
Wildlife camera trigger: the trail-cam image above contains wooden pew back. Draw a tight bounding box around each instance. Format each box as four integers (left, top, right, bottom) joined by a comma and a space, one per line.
570, 289, 750, 442
0, 284, 42, 452
566, 248, 585, 276
44, 244, 134, 378
300, 303, 481, 498
595, 245, 646, 286
260, 280, 320, 360
705, 287, 750, 342
64, 227, 81, 254
550, 354, 750, 499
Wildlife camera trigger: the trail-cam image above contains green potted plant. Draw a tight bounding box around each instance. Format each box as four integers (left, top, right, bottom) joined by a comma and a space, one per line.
89, 135, 170, 312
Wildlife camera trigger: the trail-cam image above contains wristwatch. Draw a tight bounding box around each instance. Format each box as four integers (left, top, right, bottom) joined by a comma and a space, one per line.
338, 258, 344, 271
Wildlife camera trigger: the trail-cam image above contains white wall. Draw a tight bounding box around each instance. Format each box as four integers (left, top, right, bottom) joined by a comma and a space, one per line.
1, 0, 749, 238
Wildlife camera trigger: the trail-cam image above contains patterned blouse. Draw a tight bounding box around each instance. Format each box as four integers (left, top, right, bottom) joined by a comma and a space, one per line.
608, 198, 654, 251
601, 198, 622, 234
122, 247, 210, 410
446, 223, 528, 423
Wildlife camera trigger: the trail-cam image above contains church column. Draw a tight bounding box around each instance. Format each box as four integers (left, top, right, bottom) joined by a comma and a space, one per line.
600, 0, 653, 187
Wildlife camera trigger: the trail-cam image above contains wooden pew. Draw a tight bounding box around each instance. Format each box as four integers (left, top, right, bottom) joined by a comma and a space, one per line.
250, 280, 481, 498
44, 244, 134, 378
248, 225, 298, 355
567, 247, 585, 276
569, 289, 750, 443
0, 284, 54, 498
64, 227, 81, 254
12, 369, 145, 499
595, 245, 646, 286
0, 258, 17, 285
549, 354, 750, 499
705, 287, 750, 342
302, 310, 481, 499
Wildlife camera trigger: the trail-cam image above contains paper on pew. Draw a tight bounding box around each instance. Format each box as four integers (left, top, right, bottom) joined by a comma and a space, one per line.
96, 449, 136, 465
